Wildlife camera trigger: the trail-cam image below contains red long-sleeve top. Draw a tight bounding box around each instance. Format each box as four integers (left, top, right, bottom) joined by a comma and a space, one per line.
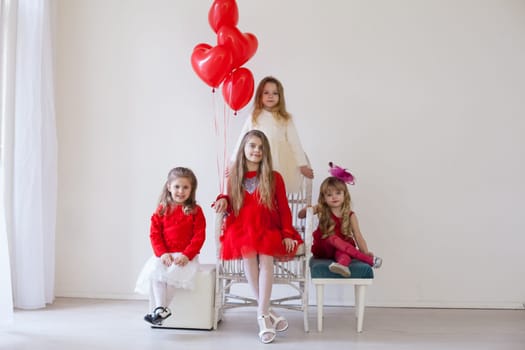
149, 204, 206, 260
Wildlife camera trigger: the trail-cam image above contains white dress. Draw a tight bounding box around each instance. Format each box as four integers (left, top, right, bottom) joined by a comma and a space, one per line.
135, 253, 200, 294
232, 110, 308, 193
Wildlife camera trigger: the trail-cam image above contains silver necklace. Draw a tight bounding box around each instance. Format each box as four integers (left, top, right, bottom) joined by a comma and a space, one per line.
244, 176, 258, 194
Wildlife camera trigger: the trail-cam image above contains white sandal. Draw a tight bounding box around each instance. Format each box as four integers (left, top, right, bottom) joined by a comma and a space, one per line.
268, 309, 289, 332
257, 315, 276, 344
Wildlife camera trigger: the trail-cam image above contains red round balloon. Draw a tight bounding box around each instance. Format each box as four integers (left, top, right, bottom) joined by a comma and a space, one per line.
208, 0, 239, 33
191, 43, 233, 88
217, 25, 258, 69
222, 67, 254, 111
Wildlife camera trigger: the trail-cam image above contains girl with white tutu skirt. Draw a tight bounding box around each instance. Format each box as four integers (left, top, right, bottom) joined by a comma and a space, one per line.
135, 167, 206, 325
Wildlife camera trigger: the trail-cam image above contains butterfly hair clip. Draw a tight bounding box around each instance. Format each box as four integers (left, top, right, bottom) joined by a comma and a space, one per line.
328, 162, 355, 185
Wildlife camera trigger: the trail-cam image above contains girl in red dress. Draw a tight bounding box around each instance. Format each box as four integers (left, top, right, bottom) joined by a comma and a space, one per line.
135, 167, 206, 326
214, 130, 303, 344
300, 164, 382, 277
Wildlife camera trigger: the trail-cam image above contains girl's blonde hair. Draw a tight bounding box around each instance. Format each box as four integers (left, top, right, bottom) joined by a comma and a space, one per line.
252, 76, 290, 124
317, 177, 353, 239
229, 130, 274, 216
157, 167, 198, 216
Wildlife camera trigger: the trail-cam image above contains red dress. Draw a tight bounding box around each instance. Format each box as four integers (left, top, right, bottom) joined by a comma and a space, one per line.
311, 211, 356, 259
220, 171, 303, 260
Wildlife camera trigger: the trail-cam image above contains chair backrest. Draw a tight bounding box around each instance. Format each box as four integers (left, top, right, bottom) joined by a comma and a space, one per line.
288, 175, 312, 235
285, 175, 312, 258
271, 175, 313, 280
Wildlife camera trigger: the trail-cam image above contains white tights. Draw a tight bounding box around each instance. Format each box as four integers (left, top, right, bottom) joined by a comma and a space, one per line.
243, 254, 274, 317
149, 281, 176, 310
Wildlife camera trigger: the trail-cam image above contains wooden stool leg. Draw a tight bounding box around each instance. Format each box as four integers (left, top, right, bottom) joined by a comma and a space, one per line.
316, 284, 324, 332
354, 284, 366, 332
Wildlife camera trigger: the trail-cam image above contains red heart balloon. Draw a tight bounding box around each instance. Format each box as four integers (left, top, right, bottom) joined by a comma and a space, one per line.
191, 43, 233, 88
217, 25, 258, 69
222, 67, 254, 111
208, 0, 238, 33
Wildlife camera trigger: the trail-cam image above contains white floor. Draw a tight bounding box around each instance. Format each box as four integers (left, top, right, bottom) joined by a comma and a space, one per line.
1, 298, 524, 350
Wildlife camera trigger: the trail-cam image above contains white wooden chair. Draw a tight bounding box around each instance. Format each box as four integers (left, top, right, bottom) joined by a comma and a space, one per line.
309, 258, 375, 332
213, 176, 314, 332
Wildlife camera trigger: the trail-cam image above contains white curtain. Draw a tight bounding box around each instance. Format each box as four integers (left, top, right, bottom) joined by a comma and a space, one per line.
0, 0, 57, 318
0, 0, 16, 323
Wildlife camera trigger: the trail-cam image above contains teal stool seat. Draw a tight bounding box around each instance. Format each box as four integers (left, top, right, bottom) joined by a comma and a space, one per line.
310, 259, 374, 279
309, 258, 375, 332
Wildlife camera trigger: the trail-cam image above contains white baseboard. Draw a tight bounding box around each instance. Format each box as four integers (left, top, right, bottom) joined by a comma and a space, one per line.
55, 291, 148, 300
364, 300, 525, 310
55, 291, 524, 310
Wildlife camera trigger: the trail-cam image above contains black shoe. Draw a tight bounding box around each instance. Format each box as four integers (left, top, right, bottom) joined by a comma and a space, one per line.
144, 312, 161, 325
144, 306, 172, 325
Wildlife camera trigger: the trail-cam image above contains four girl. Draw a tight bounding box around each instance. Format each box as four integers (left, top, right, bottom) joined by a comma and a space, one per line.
136, 77, 382, 342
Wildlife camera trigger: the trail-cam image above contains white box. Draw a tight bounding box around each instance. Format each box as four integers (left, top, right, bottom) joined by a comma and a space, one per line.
154, 264, 216, 330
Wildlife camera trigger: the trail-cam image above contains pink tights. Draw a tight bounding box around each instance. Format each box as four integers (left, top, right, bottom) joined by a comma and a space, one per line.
326, 235, 374, 266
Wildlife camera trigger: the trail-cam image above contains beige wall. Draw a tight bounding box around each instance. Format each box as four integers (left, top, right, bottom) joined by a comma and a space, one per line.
54, 0, 525, 308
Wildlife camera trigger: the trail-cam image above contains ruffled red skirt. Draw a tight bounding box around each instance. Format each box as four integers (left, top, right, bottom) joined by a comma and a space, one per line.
220, 192, 302, 260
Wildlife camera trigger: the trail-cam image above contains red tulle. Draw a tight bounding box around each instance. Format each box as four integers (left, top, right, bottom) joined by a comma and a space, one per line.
220, 174, 303, 260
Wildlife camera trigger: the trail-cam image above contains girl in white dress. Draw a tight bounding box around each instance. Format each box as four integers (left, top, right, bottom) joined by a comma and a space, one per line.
230, 76, 313, 193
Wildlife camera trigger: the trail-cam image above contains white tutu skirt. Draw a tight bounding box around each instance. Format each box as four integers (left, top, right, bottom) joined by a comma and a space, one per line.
135, 253, 200, 295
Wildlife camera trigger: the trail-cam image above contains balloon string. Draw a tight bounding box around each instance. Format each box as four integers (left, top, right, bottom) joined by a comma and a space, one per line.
212, 87, 233, 195
212, 87, 230, 195
223, 100, 230, 195
212, 90, 222, 194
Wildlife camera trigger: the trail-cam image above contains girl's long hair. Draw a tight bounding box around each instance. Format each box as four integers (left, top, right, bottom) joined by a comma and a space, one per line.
229, 130, 274, 216
317, 177, 353, 239
157, 167, 198, 216
252, 76, 290, 124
